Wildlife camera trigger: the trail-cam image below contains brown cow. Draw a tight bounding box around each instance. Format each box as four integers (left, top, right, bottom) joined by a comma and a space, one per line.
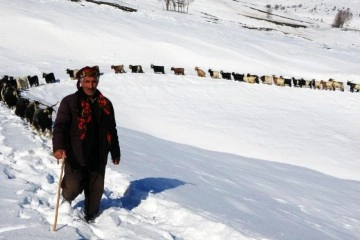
171, 67, 185, 75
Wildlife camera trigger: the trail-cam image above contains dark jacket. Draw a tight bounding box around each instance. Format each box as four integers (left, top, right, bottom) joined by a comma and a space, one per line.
52, 89, 120, 169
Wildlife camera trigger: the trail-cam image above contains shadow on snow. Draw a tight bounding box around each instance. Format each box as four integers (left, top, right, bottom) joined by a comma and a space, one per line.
97, 177, 186, 211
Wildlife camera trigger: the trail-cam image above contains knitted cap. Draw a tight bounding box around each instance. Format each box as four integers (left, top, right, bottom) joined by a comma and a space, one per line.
76, 65, 100, 79
76, 65, 100, 89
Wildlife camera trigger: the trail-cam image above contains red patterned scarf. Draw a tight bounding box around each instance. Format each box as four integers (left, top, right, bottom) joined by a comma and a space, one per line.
78, 91, 111, 140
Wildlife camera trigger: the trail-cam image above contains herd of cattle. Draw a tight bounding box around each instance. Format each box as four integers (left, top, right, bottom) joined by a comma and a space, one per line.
0, 74, 57, 137
109, 64, 360, 92
0, 63, 359, 138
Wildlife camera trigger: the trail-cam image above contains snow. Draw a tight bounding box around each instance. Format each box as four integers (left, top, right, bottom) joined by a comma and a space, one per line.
0, 0, 360, 239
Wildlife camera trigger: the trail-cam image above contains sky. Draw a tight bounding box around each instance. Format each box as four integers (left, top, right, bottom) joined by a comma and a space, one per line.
0, 0, 360, 239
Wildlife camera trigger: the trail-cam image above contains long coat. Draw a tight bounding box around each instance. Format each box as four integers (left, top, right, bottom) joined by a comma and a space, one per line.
52, 89, 121, 169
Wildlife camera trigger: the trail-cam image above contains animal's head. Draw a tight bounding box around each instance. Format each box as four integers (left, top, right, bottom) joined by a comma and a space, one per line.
46, 107, 54, 115
42, 106, 56, 119
21, 98, 30, 106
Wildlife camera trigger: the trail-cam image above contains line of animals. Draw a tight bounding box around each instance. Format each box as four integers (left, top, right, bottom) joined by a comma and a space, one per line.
0, 74, 57, 137
108, 64, 360, 92
1, 62, 359, 138
2, 64, 360, 94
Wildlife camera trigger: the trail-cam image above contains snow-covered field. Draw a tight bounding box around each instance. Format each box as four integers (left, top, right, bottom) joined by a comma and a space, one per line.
0, 0, 359, 239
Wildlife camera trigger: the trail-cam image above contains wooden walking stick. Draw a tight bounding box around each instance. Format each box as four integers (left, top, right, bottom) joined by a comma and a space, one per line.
52, 157, 65, 232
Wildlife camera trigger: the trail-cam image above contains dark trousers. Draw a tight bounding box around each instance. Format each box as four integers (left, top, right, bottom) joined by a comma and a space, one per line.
61, 162, 106, 216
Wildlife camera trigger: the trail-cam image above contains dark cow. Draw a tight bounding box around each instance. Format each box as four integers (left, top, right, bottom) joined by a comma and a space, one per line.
1, 75, 10, 84
293, 77, 307, 88
232, 72, 244, 82
1, 75, 8, 83
171, 67, 185, 75
27, 75, 39, 87
347, 81, 360, 92
66, 69, 79, 80
9, 77, 17, 88
111, 65, 126, 74
0, 76, 15, 101
42, 72, 56, 83
150, 64, 165, 74
220, 71, 232, 80
1, 76, 17, 89
1, 75, 16, 88
292, 77, 300, 87
284, 78, 292, 87
15, 97, 30, 119
1, 83, 19, 108
32, 104, 57, 136
129, 65, 144, 73
298, 78, 306, 88
25, 100, 40, 124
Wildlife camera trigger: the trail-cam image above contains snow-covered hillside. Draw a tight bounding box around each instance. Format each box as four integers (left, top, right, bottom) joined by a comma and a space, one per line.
0, 0, 359, 239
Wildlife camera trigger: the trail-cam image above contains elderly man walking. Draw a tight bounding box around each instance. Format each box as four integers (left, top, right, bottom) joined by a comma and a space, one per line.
52, 65, 121, 222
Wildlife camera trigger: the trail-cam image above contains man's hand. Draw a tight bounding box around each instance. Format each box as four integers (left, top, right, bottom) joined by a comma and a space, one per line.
53, 149, 66, 161
112, 157, 120, 165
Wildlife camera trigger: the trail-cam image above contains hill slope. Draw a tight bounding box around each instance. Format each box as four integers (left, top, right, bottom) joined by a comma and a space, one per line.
0, 0, 359, 239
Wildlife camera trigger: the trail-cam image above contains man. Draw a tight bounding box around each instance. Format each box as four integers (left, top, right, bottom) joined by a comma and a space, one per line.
52, 65, 121, 222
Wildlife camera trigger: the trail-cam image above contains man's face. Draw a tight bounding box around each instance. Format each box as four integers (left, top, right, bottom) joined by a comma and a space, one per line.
81, 76, 98, 97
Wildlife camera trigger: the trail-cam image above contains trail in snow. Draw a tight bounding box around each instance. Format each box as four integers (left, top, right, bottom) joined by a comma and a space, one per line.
0, 101, 249, 240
